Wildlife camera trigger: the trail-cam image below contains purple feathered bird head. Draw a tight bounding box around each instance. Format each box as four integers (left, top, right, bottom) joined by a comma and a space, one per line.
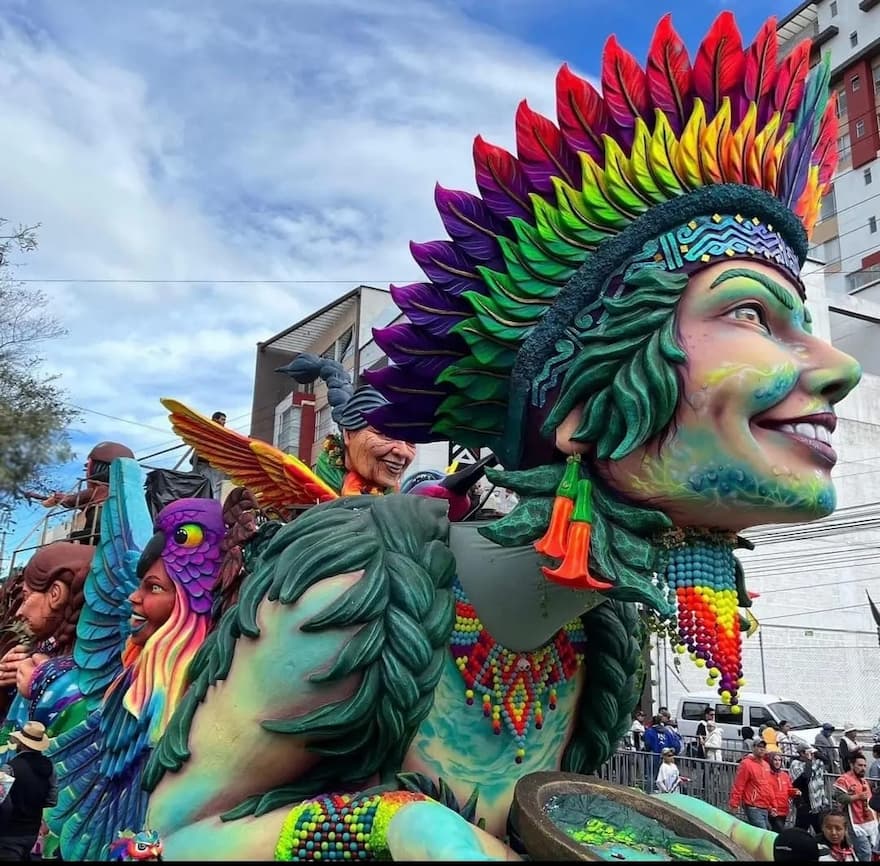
136, 498, 225, 616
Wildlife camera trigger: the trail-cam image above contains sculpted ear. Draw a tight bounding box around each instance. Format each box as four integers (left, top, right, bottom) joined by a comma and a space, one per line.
47, 578, 70, 611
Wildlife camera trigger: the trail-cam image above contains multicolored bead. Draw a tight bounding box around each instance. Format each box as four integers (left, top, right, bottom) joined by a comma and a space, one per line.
449, 578, 586, 762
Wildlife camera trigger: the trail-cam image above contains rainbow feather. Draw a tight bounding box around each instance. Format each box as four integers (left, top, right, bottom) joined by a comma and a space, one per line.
646, 14, 693, 135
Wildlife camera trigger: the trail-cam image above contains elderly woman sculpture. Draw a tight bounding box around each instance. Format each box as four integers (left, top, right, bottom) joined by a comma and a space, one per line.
0, 542, 93, 733
160, 354, 417, 517
53, 12, 860, 862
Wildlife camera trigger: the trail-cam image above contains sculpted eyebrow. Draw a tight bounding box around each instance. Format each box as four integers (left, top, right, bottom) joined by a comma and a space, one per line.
709, 268, 804, 315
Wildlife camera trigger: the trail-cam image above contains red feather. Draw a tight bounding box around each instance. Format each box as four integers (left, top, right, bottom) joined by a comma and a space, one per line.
693, 10, 746, 118
601, 34, 650, 131
744, 17, 778, 103
772, 40, 810, 127
515, 100, 578, 195
472, 135, 533, 221
814, 97, 839, 188
556, 63, 610, 161
646, 14, 693, 135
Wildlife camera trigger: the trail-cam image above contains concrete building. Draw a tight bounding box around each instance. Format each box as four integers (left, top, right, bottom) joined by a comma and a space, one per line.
779, 0, 880, 301
249, 284, 450, 477
656, 257, 880, 729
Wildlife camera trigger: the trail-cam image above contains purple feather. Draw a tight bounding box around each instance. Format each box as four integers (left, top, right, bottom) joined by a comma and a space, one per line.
154, 498, 224, 616
390, 283, 471, 337
410, 240, 485, 295
373, 322, 466, 374
777, 124, 812, 208
435, 184, 510, 268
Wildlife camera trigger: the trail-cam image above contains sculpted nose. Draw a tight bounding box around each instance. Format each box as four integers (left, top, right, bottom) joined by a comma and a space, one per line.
801, 340, 862, 405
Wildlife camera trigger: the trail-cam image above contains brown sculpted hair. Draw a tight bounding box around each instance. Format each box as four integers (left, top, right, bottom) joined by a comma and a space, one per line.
22, 542, 94, 653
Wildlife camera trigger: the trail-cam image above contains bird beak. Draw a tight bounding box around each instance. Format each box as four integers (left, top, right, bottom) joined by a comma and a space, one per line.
440, 453, 498, 495
137, 530, 167, 580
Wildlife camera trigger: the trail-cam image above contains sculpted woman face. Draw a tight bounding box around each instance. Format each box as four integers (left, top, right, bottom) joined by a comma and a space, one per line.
343, 426, 416, 490
557, 260, 861, 532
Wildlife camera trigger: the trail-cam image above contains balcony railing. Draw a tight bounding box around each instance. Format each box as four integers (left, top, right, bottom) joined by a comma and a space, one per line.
846, 266, 880, 293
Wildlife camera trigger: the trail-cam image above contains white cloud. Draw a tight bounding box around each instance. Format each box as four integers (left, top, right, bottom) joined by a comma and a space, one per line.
2, 0, 571, 545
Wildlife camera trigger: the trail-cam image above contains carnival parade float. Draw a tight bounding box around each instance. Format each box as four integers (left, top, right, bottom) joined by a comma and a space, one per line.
0, 10, 861, 861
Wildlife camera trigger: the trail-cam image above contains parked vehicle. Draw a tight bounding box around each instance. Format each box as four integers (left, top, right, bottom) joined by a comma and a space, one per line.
675, 691, 823, 749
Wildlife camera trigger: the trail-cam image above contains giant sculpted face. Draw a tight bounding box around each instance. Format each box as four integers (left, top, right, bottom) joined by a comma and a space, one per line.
556, 260, 861, 532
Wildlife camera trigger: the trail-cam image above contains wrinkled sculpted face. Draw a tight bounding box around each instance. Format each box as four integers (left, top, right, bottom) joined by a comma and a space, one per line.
18, 580, 67, 639
561, 260, 861, 531
128, 563, 177, 647
343, 426, 416, 490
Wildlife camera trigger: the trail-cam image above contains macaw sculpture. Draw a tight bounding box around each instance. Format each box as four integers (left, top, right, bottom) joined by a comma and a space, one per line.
108, 829, 164, 861
42, 458, 225, 861
51, 11, 860, 862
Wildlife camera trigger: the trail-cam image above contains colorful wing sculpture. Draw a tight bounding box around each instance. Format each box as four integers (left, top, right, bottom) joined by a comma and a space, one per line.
160, 398, 338, 509
47, 457, 155, 860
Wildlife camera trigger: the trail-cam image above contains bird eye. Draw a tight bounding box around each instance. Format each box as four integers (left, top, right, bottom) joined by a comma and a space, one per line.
173, 523, 204, 547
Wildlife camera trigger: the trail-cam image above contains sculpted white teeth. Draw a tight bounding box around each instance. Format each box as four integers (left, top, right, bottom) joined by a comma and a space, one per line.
778, 423, 796, 435
793, 422, 815, 440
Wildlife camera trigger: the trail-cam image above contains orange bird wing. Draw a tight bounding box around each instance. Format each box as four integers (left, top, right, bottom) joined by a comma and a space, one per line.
160, 398, 338, 508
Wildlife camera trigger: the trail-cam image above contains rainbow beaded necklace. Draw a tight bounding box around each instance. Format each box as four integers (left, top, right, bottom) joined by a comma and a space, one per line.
450, 578, 587, 763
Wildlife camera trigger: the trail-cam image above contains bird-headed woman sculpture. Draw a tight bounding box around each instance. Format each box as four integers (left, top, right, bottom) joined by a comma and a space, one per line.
44, 458, 225, 861
71, 12, 862, 862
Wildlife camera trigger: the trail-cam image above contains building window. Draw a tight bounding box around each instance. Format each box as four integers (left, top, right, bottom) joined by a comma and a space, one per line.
838, 131, 851, 157
851, 31, 859, 48
874, 61, 880, 93
853, 75, 862, 92
277, 404, 302, 454
837, 87, 847, 119
866, 167, 873, 185
870, 216, 878, 234
831, 0, 838, 14
824, 236, 842, 270
857, 119, 866, 139
820, 185, 837, 222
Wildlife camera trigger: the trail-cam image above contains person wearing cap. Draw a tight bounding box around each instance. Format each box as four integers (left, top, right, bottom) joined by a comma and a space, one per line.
0, 721, 57, 860
839, 724, 860, 774
816, 723, 841, 774
791, 744, 831, 834
655, 747, 686, 794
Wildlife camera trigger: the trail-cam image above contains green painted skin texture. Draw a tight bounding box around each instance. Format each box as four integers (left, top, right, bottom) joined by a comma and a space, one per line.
403, 654, 581, 835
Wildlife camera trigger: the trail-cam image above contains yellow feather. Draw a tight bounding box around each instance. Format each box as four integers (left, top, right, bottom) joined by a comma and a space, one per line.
725, 103, 757, 185
629, 118, 667, 203
700, 98, 732, 185
767, 124, 795, 197
648, 110, 686, 197
675, 99, 707, 190
749, 112, 781, 190
797, 164, 821, 236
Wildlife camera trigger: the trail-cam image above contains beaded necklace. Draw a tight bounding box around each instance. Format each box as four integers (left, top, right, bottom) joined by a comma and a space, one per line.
655, 529, 746, 711
449, 578, 586, 763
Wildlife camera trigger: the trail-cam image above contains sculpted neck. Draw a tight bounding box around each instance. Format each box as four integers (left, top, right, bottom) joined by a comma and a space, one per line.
448, 522, 604, 652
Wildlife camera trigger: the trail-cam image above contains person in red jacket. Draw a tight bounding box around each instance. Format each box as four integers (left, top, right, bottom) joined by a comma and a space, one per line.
729, 739, 774, 829
767, 751, 800, 832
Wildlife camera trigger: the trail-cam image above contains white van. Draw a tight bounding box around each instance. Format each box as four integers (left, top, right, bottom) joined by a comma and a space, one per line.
675, 691, 823, 749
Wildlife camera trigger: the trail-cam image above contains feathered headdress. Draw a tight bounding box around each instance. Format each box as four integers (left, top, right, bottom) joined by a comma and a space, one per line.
364, 12, 836, 470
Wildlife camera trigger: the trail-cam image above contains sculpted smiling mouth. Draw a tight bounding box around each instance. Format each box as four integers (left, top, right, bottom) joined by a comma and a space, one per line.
381, 458, 406, 475
753, 411, 838, 465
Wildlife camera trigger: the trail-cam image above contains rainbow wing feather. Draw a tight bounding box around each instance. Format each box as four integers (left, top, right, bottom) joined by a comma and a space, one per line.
365, 12, 837, 464
160, 398, 338, 507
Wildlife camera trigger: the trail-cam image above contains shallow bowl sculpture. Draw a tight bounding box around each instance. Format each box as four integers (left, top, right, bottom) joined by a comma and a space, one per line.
511, 772, 752, 862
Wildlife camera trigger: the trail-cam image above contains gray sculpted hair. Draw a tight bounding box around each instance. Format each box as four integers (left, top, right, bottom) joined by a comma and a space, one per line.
276, 353, 389, 431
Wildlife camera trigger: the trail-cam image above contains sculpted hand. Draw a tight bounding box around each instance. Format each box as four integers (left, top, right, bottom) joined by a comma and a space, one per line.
15, 656, 38, 698
0, 646, 31, 688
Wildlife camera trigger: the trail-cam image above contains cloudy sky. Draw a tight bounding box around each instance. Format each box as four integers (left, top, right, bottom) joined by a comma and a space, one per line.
3, 0, 789, 555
